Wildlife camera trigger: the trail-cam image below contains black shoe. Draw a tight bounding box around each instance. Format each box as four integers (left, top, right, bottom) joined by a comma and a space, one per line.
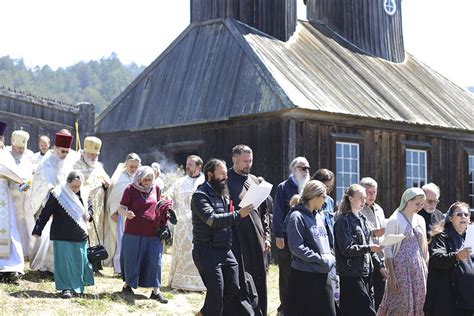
7, 272, 21, 283
122, 285, 134, 295
150, 292, 168, 304
62, 290, 72, 299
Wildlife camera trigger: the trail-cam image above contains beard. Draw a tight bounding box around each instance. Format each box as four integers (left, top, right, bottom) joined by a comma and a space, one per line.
294, 171, 310, 194
209, 177, 229, 197
11, 152, 23, 162
84, 156, 97, 168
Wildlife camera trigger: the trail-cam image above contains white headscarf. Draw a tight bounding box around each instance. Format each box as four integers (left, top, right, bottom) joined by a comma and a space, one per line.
131, 166, 155, 193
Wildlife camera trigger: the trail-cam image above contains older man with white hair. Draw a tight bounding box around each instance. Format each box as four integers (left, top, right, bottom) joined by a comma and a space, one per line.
273, 156, 310, 315
6, 130, 35, 259
419, 182, 444, 238
73, 136, 110, 273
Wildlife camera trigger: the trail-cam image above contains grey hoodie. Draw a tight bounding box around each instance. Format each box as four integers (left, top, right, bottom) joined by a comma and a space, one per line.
285, 204, 335, 274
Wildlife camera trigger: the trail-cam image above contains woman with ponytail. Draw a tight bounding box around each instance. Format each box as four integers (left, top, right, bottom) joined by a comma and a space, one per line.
334, 184, 385, 316
283, 180, 336, 316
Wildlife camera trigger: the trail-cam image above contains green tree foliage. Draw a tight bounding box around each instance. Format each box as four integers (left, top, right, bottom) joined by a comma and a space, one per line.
0, 54, 144, 114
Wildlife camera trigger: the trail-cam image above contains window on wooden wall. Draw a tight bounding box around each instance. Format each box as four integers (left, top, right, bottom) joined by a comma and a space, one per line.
335, 142, 360, 203
405, 149, 427, 188
469, 155, 474, 209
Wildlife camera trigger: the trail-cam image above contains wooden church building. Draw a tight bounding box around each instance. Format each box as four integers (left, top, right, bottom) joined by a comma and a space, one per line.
95, 0, 474, 213
0, 87, 94, 152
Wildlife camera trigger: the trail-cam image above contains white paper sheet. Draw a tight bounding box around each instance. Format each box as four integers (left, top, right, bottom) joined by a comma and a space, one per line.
238, 180, 273, 209
381, 234, 405, 247
464, 225, 474, 249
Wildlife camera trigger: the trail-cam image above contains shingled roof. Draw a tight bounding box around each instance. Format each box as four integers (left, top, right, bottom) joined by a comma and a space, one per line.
96, 18, 474, 133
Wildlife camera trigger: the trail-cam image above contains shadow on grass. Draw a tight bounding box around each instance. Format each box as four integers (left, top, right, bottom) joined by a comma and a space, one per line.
21, 270, 54, 283
10, 290, 57, 299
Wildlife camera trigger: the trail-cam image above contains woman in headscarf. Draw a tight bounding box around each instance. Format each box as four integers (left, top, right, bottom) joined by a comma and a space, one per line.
103, 153, 141, 274
32, 170, 94, 299
377, 187, 428, 315
424, 201, 473, 316
117, 166, 168, 304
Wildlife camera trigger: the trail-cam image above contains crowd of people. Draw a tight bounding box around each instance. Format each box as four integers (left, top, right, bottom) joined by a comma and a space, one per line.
0, 121, 473, 315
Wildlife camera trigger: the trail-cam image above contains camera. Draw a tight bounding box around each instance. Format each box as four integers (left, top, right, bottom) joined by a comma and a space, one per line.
156, 225, 172, 241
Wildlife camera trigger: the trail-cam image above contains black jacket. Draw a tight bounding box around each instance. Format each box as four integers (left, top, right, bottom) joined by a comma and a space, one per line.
32, 192, 93, 242
191, 182, 241, 248
424, 225, 474, 316
334, 212, 383, 277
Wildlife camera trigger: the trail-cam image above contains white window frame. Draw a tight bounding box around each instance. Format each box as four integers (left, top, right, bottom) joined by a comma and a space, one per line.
468, 155, 474, 210
405, 149, 427, 188
335, 142, 360, 203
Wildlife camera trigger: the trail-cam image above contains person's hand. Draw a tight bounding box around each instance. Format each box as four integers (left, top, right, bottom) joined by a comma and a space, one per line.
264, 240, 271, 255
276, 237, 285, 250
239, 204, 254, 218
379, 267, 389, 281
372, 227, 385, 237
370, 244, 384, 253
83, 213, 90, 221
32, 234, 40, 238
388, 272, 398, 291
110, 212, 119, 223
125, 210, 136, 220
456, 247, 472, 261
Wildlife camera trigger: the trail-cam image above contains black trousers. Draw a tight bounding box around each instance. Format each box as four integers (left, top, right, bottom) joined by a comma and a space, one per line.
372, 268, 385, 311
277, 245, 292, 313
285, 268, 336, 316
339, 275, 376, 316
192, 244, 241, 316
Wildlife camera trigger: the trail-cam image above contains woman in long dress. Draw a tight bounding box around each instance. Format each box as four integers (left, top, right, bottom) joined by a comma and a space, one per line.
377, 187, 428, 315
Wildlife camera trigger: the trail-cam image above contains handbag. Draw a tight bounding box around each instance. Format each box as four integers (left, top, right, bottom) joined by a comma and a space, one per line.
87, 217, 109, 263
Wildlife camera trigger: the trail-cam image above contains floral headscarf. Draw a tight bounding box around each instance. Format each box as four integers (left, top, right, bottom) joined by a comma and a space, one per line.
131, 166, 155, 193
394, 187, 426, 213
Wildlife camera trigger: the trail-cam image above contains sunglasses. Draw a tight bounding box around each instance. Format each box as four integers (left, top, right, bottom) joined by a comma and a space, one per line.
297, 166, 311, 171
454, 212, 470, 218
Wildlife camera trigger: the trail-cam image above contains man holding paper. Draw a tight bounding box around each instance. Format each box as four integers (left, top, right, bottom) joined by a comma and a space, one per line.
227, 144, 271, 316
191, 159, 254, 316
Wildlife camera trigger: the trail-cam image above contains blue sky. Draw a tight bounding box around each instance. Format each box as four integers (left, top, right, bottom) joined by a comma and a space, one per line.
0, 0, 472, 88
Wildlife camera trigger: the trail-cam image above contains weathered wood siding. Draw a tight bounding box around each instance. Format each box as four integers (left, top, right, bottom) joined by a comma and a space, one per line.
97, 111, 474, 216
0, 88, 95, 152
307, 0, 405, 62
191, 0, 297, 41
295, 118, 474, 214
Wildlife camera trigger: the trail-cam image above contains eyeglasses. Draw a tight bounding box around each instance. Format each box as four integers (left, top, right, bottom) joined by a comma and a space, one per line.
296, 166, 310, 172
426, 199, 440, 204
60, 149, 69, 154
454, 212, 470, 218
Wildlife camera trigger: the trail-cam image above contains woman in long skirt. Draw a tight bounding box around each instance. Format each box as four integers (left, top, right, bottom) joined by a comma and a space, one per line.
32, 171, 94, 298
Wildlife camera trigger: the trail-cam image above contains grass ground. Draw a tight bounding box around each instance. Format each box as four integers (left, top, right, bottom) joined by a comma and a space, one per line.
0, 246, 280, 315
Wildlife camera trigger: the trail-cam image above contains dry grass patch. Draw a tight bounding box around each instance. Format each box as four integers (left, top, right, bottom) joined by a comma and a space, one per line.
0, 247, 280, 315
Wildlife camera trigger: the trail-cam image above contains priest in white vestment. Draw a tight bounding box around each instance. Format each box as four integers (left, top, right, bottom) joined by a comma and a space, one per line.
73, 137, 110, 245
33, 135, 51, 168
167, 155, 205, 291
103, 153, 141, 274
30, 132, 74, 273
0, 125, 27, 282
7, 130, 36, 259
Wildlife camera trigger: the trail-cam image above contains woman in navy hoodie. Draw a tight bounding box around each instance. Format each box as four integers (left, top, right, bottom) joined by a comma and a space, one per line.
284, 180, 336, 316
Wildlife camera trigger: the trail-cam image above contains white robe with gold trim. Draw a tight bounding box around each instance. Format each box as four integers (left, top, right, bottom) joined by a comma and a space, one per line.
167, 174, 206, 291
0, 151, 25, 273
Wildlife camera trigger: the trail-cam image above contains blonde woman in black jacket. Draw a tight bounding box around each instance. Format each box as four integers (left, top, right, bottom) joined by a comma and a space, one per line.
334, 184, 386, 316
